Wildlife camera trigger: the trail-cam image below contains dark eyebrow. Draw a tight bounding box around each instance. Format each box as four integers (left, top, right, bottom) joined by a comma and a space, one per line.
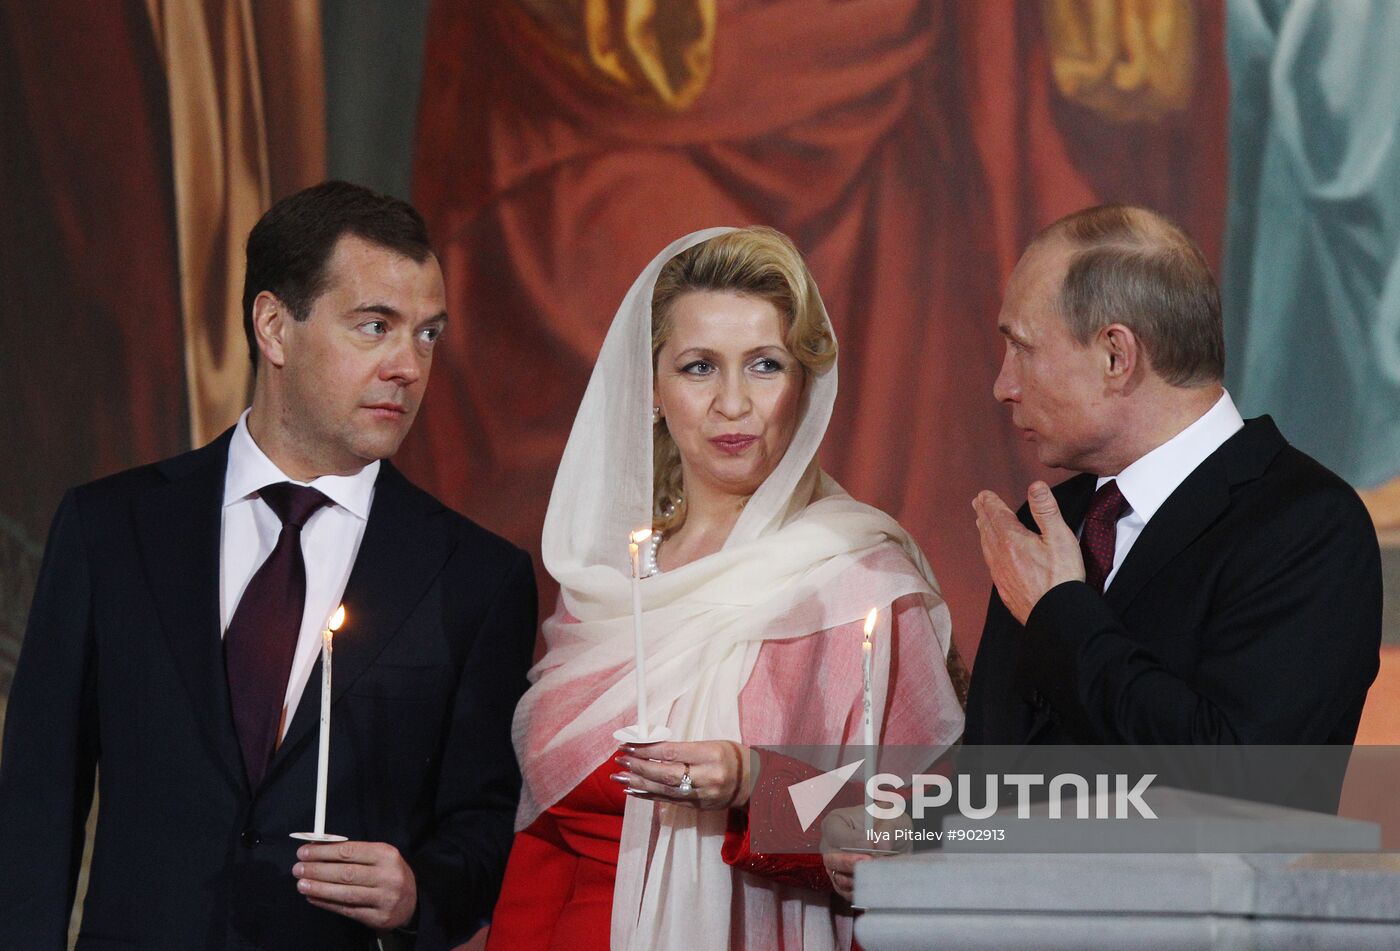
352, 303, 400, 318
999, 323, 1027, 346
351, 304, 449, 325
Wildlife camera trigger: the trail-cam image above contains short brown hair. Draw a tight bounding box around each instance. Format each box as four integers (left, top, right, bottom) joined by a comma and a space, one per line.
1035, 204, 1223, 386
650, 226, 835, 530
242, 180, 433, 371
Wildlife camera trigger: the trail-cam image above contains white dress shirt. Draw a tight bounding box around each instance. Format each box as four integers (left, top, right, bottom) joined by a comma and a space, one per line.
1098, 390, 1245, 590
221, 410, 379, 739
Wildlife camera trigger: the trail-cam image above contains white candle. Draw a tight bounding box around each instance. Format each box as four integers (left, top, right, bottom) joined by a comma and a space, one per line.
314, 605, 346, 835
629, 529, 653, 736
862, 607, 878, 831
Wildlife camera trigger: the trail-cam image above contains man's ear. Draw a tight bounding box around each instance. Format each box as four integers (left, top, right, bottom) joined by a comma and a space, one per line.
1100, 323, 1140, 388
252, 291, 291, 369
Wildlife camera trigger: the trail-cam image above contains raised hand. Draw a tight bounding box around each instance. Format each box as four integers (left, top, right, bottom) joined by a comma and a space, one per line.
974, 481, 1085, 624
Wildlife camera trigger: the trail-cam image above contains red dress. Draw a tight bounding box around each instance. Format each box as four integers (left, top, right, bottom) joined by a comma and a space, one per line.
486, 759, 830, 949
486, 761, 624, 950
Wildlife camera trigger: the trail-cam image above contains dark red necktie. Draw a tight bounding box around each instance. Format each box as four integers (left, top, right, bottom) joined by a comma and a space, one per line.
225, 482, 329, 788
1080, 479, 1131, 594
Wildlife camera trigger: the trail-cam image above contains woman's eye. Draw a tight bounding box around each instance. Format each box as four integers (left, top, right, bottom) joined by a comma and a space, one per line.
752, 357, 784, 373
682, 361, 714, 375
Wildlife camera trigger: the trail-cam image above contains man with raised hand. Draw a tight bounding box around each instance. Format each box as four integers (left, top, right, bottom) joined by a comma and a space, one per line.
823, 204, 1381, 903
967, 204, 1380, 750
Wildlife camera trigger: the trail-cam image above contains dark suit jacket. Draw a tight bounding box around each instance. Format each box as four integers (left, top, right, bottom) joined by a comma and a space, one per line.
0, 431, 538, 951
965, 417, 1382, 752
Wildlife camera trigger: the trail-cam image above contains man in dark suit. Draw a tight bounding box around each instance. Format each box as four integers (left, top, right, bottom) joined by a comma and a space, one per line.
966, 204, 1382, 748
0, 182, 538, 950
823, 203, 1382, 902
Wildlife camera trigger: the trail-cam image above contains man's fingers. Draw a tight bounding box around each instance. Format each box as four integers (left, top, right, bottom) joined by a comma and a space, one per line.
294, 841, 416, 932
975, 490, 1029, 535
822, 850, 870, 902
294, 861, 386, 887
819, 806, 861, 849
1026, 481, 1070, 537
828, 870, 855, 901
297, 876, 378, 906
822, 850, 868, 877
296, 840, 381, 865
975, 509, 998, 563
974, 490, 1022, 575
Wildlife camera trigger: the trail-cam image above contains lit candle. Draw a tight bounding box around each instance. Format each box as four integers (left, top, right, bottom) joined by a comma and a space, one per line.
628, 529, 653, 736
862, 608, 877, 749
862, 607, 878, 831
313, 605, 345, 835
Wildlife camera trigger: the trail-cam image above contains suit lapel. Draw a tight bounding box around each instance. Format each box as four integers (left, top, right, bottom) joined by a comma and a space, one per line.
135, 430, 246, 791
1050, 475, 1096, 534
270, 463, 456, 777
1016, 418, 1286, 745
1104, 417, 1287, 614
1018, 475, 1095, 743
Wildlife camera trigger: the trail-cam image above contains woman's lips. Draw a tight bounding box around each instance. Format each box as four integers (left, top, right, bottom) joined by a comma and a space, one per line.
710, 434, 758, 454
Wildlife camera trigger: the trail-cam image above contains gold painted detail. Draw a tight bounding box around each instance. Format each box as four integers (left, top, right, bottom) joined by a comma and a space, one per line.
1042, 0, 1196, 122
512, 0, 716, 112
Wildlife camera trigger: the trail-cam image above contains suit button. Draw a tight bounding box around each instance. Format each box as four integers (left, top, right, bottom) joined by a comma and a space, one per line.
240, 829, 260, 849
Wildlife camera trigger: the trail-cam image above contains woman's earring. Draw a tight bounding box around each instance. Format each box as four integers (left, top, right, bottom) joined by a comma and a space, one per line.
652, 405, 662, 424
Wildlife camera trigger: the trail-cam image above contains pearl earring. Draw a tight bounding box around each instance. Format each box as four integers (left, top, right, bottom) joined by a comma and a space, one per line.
652, 405, 662, 423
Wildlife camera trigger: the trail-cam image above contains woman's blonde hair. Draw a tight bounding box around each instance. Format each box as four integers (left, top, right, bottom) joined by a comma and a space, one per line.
651, 226, 836, 532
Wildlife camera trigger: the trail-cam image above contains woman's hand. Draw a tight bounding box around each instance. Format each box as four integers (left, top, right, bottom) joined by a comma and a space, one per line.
611, 740, 751, 810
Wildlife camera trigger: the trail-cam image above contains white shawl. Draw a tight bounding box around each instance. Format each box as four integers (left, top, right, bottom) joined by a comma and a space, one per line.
513, 228, 963, 950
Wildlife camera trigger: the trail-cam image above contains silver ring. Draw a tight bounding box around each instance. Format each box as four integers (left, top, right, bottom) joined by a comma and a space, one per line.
677, 767, 694, 795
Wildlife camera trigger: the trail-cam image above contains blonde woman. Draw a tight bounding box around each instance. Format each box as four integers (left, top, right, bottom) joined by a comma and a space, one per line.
488, 227, 964, 950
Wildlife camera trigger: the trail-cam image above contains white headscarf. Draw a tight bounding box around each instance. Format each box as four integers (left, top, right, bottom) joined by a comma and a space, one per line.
514, 228, 962, 950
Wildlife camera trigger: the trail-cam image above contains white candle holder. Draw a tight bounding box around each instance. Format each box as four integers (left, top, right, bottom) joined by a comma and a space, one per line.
290, 831, 349, 843
613, 724, 674, 745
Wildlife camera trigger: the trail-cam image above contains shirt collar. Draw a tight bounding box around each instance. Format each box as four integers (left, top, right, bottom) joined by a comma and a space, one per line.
223, 409, 380, 519
1098, 390, 1245, 525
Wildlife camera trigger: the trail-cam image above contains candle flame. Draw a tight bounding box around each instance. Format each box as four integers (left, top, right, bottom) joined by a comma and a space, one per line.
328, 605, 346, 632
863, 607, 878, 642
630, 528, 654, 545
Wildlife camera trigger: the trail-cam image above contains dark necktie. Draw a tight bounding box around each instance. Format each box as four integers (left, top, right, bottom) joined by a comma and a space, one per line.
225, 482, 330, 788
1080, 479, 1131, 594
